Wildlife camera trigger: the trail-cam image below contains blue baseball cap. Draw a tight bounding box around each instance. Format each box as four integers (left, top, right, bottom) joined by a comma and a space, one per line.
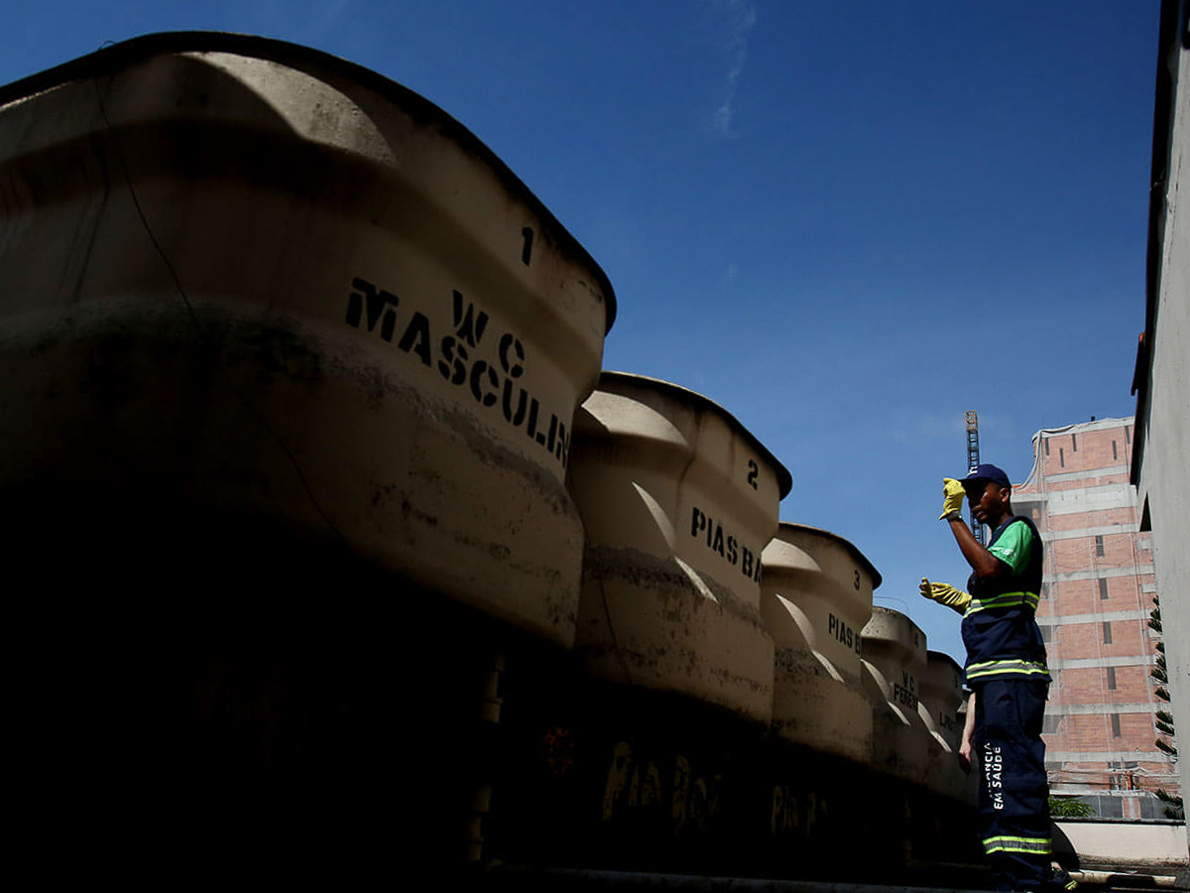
962, 464, 1011, 488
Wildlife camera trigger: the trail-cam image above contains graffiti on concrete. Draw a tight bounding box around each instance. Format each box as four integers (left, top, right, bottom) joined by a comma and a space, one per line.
602, 741, 718, 836
543, 726, 576, 778
771, 784, 828, 839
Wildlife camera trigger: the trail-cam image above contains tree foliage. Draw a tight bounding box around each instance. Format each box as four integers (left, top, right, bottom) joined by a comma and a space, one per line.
1050, 797, 1095, 818
1156, 788, 1185, 821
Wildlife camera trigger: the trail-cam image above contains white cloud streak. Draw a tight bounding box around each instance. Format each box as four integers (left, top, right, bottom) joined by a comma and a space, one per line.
712, 0, 757, 135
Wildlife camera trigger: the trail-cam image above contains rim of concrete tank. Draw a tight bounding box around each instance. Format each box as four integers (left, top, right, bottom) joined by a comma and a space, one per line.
0, 30, 617, 334
773, 521, 882, 589
868, 604, 927, 641
598, 370, 793, 498
926, 649, 963, 674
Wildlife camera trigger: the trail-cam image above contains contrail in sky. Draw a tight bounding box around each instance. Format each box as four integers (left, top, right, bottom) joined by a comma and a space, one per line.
713, 0, 757, 135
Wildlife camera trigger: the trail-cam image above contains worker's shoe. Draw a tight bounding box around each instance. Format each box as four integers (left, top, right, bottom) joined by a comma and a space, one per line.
1049, 867, 1077, 891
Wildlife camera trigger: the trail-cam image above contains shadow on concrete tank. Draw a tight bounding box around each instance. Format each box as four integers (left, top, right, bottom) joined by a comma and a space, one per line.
761, 522, 878, 763
757, 523, 889, 873
568, 371, 791, 723
0, 33, 987, 886
0, 32, 614, 871
862, 606, 931, 784
921, 649, 976, 804
860, 606, 982, 872
488, 372, 792, 876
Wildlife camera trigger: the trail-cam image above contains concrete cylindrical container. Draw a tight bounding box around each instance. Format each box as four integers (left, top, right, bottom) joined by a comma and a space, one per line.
861, 606, 931, 782
0, 33, 615, 645
919, 650, 970, 802
760, 523, 879, 763
567, 372, 792, 723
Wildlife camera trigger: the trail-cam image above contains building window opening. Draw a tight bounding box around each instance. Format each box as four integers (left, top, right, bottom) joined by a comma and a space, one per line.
1045, 438, 1050, 456
1040, 625, 1053, 643
1110, 714, 1121, 737
1108, 762, 1138, 789
1099, 578, 1109, 600
1097, 796, 1125, 818
1103, 621, 1113, 644
1112, 440, 1118, 460
1072, 433, 1078, 452
1095, 535, 1105, 557
1060, 448, 1066, 468
1125, 426, 1131, 444
1106, 667, 1117, 690
1043, 715, 1063, 734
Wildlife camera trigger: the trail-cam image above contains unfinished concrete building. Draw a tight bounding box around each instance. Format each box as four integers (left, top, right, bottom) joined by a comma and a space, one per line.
1013, 418, 1179, 819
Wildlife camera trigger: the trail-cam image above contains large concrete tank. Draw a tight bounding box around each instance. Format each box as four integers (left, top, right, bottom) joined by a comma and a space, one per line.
760, 522, 879, 763
919, 650, 972, 803
567, 372, 792, 723
0, 33, 615, 645
861, 606, 931, 782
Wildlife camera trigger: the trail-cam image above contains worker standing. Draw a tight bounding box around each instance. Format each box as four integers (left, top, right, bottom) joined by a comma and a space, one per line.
920, 464, 1058, 892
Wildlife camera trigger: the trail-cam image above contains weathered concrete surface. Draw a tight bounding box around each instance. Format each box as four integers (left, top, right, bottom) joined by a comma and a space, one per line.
862, 607, 932, 783
919, 650, 976, 805
479, 866, 997, 892
569, 372, 791, 723
0, 33, 615, 646
760, 523, 878, 763
1055, 819, 1189, 874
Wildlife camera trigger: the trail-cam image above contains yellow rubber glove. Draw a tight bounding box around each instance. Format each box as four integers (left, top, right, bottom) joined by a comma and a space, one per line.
920, 578, 971, 614
939, 477, 965, 520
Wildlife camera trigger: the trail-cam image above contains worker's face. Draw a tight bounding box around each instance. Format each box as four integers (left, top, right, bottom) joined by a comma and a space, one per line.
964, 481, 1009, 524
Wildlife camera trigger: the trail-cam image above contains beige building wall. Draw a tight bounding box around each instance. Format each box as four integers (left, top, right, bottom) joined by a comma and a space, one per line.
1131, 0, 1190, 843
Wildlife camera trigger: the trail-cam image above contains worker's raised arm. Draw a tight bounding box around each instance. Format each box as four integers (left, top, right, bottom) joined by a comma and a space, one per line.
945, 513, 1006, 580
937, 477, 1007, 580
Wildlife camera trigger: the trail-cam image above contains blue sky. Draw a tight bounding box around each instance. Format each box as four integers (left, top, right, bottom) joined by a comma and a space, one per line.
2, 1, 1161, 662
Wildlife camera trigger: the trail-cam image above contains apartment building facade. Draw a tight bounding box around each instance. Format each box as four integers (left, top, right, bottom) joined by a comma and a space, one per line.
1012, 417, 1179, 819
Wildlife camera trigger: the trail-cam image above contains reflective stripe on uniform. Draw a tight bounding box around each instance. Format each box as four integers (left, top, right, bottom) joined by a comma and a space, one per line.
965, 658, 1050, 681
983, 834, 1053, 856
964, 591, 1040, 616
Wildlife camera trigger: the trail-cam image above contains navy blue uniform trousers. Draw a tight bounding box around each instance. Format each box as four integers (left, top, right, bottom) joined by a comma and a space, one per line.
973, 678, 1052, 891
